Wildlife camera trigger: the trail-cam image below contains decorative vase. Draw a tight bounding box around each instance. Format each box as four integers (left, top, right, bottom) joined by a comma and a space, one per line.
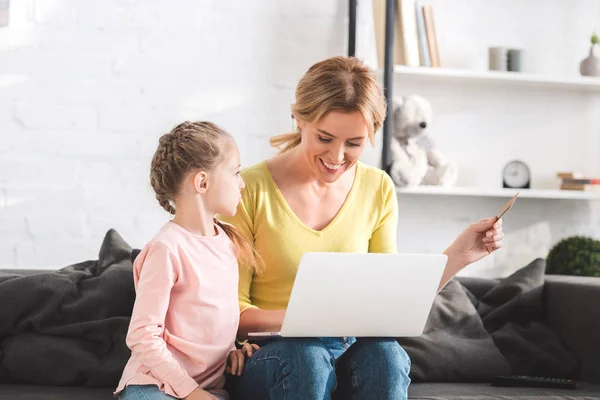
580, 44, 600, 77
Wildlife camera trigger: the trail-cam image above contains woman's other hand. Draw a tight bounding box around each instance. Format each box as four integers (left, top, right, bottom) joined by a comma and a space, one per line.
446, 217, 504, 267
225, 343, 260, 376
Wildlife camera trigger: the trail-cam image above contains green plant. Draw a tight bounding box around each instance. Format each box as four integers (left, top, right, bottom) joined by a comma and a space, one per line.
546, 236, 600, 277
592, 32, 599, 45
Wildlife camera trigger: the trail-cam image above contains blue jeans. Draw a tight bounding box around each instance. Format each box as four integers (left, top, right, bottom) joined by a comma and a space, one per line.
118, 384, 228, 400
228, 337, 411, 400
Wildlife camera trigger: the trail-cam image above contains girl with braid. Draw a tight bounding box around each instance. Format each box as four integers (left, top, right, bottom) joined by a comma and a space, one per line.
115, 121, 262, 400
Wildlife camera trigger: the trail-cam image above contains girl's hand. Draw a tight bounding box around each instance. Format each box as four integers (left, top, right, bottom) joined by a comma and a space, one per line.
225, 343, 260, 376
446, 217, 504, 267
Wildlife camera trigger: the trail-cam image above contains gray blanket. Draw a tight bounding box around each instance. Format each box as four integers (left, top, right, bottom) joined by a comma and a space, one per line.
0, 230, 135, 387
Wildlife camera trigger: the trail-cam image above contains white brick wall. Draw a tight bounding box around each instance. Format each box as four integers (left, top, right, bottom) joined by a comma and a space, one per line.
1, 0, 600, 276
0, 0, 349, 269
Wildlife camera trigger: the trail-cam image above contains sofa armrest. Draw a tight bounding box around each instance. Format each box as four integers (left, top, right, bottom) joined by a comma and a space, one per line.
544, 275, 600, 384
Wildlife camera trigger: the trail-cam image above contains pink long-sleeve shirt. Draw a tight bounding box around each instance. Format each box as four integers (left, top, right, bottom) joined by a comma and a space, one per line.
114, 221, 239, 398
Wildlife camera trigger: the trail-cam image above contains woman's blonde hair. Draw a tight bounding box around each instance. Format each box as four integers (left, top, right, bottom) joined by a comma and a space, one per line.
270, 56, 386, 153
150, 121, 263, 274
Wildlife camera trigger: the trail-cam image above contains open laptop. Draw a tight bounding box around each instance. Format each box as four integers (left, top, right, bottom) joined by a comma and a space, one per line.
248, 252, 447, 338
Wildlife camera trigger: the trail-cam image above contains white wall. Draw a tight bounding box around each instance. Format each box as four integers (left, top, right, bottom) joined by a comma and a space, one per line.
0, 0, 349, 268
1, 0, 599, 277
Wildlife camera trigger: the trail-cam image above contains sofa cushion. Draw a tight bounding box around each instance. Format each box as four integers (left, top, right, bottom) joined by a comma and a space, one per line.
408, 382, 600, 399
397, 279, 510, 382
0, 229, 135, 387
471, 258, 580, 379
457, 276, 499, 299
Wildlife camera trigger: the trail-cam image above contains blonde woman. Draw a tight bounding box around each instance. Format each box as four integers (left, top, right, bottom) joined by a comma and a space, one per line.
220, 56, 503, 400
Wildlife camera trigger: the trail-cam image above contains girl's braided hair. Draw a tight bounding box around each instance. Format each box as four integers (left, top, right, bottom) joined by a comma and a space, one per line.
150, 121, 263, 274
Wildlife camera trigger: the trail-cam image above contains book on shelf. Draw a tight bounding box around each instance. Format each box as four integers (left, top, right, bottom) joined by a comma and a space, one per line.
397, 0, 420, 67
556, 172, 600, 191
372, 0, 440, 68
556, 172, 585, 179
562, 178, 600, 185
372, 0, 403, 67
560, 183, 600, 192
0, 0, 7, 27
415, 2, 431, 67
421, 4, 440, 67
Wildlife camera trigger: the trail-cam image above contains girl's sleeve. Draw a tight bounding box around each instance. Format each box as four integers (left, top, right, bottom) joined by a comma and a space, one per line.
125, 242, 198, 398
369, 172, 399, 254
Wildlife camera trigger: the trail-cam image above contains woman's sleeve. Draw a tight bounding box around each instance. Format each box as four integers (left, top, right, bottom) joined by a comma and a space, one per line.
126, 242, 198, 398
218, 193, 258, 314
368, 172, 399, 254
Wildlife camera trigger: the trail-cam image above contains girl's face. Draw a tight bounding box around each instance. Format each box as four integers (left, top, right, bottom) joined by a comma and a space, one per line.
296, 111, 369, 184
205, 141, 245, 217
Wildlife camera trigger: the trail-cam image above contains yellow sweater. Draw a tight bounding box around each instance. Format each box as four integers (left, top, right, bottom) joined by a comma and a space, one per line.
219, 161, 398, 313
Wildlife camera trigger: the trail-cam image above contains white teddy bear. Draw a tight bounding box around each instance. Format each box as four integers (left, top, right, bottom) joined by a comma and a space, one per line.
389, 95, 458, 188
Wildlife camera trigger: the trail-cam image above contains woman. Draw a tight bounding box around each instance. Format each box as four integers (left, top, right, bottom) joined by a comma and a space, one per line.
220, 56, 503, 400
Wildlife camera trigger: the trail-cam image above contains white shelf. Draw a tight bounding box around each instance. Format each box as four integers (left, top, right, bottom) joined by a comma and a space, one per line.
396, 186, 600, 200
390, 66, 600, 92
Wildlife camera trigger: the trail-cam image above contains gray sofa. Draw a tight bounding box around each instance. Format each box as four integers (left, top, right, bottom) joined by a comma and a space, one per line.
405, 274, 600, 399
1, 268, 599, 399
0, 255, 600, 400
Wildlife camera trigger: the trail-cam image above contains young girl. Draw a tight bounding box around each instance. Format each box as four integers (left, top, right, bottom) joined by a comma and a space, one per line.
114, 121, 262, 400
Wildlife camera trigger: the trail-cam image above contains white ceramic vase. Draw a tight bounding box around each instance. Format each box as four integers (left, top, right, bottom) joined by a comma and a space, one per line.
580, 44, 600, 77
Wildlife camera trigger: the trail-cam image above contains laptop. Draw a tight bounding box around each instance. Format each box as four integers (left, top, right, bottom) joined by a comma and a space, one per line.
248, 252, 447, 338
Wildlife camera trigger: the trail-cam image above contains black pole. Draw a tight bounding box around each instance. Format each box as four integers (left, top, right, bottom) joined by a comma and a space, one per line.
348, 0, 357, 57
381, 0, 395, 172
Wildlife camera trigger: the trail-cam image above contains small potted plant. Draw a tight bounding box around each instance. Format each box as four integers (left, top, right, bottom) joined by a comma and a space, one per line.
546, 236, 600, 277
580, 31, 600, 77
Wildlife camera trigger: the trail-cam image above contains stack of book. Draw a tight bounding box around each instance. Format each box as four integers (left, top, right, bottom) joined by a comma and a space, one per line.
557, 172, 600, 192
373, 0, 440, 68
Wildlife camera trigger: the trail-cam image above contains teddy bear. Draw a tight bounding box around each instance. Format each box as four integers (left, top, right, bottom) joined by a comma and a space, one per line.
389, 94, 458, 188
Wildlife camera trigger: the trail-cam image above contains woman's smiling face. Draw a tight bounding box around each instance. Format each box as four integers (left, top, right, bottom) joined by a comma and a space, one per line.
296, 111, 369, 184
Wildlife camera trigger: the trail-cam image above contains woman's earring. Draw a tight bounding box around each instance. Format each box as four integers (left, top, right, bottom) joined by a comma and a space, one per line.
292, 116, 300, 133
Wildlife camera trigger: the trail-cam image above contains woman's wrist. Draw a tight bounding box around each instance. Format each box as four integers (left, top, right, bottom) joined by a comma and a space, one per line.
443, 244, 467, 274
437, 244, 467, 291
